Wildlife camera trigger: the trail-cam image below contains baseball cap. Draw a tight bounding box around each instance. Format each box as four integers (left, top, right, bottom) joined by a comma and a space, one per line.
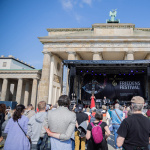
77, 104, 83, 111
91, 107, 96, 111
131, 96, 144, 104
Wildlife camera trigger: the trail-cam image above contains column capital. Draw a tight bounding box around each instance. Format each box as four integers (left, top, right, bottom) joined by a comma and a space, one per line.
32, 78, 38, 80
92, 52, 103, 60
92, 51, 102, 54
42, 51, 52, 55
126, 50, 135, 54
67, 51, 76, 60
67, 51, 76, 55
17, 78, 23, 80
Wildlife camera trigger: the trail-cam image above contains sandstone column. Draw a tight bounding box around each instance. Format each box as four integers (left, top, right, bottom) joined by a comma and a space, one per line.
12, 83, 17, 101
0, 80, 3, 101
145, 53, 150, 60
31, 78, 38, 108
93, 52, 103, 60
24, 80, 30, 107
126, 51, 134, 60
38, 52, 51, 103
68, 52, 76, 60
1, 78, 8, 101
5, 81, 10, 101
16, 78, 23, 104
48, 56, 54, 104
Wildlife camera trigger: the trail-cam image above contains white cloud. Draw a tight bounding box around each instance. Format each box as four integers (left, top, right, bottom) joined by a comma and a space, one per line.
82, 0, 92, 6
60, 0, 73, 11
75, 14, 82, 23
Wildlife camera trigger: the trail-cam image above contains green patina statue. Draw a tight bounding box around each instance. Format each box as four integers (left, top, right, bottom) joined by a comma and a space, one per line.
106, 9, 120, 23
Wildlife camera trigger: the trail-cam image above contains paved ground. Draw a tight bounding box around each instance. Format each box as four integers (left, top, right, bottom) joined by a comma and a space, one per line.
0, 134, 149, 150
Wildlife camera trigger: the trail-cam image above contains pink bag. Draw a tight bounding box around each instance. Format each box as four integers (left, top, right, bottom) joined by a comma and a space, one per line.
91, 122, 103, 144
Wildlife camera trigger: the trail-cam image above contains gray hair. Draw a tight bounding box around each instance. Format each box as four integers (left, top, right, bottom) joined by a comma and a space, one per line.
132, 103, 143, 111
115, 103, 119, 109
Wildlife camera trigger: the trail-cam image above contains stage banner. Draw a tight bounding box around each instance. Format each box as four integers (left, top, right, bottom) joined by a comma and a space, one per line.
81, 74, 145, 101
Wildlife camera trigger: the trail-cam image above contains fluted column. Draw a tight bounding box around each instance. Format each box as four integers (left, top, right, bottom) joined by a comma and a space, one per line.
12, 83, 17, 101
93, 52, 103, 60
24, 80, 30, 107
38, 52, 51, 103
68, 52, 76, 60
5, 81, 10, 101
0, 80, 3, 101
16, 78, 23, 104
126, 51, 134, 60
1, 78, 8, 101
31, 79, 38, 108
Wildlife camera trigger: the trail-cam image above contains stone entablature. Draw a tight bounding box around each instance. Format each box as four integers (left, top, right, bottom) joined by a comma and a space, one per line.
0, 70, 41, 79
92, 23, 135, 29
43, 42, 150, 49
136, 28, 150, 31
47, 28, 91, 36
47, 28, 91, 32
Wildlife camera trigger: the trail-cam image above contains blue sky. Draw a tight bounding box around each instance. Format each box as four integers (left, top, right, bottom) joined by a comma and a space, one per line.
0, 0, 150, 69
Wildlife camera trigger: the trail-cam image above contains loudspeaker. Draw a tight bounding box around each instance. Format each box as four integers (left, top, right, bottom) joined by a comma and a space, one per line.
70, 67, 76, 77
147, 67, 150, 77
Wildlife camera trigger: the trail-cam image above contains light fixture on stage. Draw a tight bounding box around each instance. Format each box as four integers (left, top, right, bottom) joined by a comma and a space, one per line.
136, 71, 138, 72
119, 74, 121, 75
142, 71, 144, 72
87, 71, 88, 72
95, 74, 97, 75
124, 74, 125, 75
81, 71, 82, 72
129, 74, 130, 75
131, 70, 133, 72
92, 71, 94, 72
99, 74, 101, 75
92, 74, 93, 75
133, 74, 135, 75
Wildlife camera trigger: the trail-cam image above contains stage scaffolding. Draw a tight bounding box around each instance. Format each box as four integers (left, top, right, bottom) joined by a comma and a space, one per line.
62, 60, 150, 104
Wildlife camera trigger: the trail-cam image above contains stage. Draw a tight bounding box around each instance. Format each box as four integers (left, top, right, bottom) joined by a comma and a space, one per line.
62, 60, 150, 104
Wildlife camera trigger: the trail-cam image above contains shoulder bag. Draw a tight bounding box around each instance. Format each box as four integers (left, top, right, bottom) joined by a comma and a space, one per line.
17, 121, 31, 144
115, 110, 122, 123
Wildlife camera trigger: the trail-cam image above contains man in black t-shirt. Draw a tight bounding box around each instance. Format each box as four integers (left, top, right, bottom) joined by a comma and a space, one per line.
117, 96, 150, 150
75, 104, 88, 150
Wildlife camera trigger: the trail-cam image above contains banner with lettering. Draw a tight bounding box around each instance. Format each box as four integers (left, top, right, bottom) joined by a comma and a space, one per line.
81, 74, 145, 101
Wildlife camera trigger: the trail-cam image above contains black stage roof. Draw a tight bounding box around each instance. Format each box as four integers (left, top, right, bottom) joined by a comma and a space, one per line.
63, 60, 150, 75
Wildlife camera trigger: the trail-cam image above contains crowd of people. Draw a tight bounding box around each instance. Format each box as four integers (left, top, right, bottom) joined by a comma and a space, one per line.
0, 95, 150, 150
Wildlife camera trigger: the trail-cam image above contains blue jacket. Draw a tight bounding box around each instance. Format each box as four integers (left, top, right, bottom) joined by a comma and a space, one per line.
112, 109, 123, 124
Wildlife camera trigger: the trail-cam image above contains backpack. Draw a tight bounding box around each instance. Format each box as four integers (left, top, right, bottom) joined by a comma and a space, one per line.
91, 122, 103, 144
90, 114, 96, 123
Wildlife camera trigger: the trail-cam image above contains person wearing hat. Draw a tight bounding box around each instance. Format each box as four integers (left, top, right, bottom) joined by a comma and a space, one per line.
117, 96, 150, 150
88, 107, 96, 123
75, 104, 88, 150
